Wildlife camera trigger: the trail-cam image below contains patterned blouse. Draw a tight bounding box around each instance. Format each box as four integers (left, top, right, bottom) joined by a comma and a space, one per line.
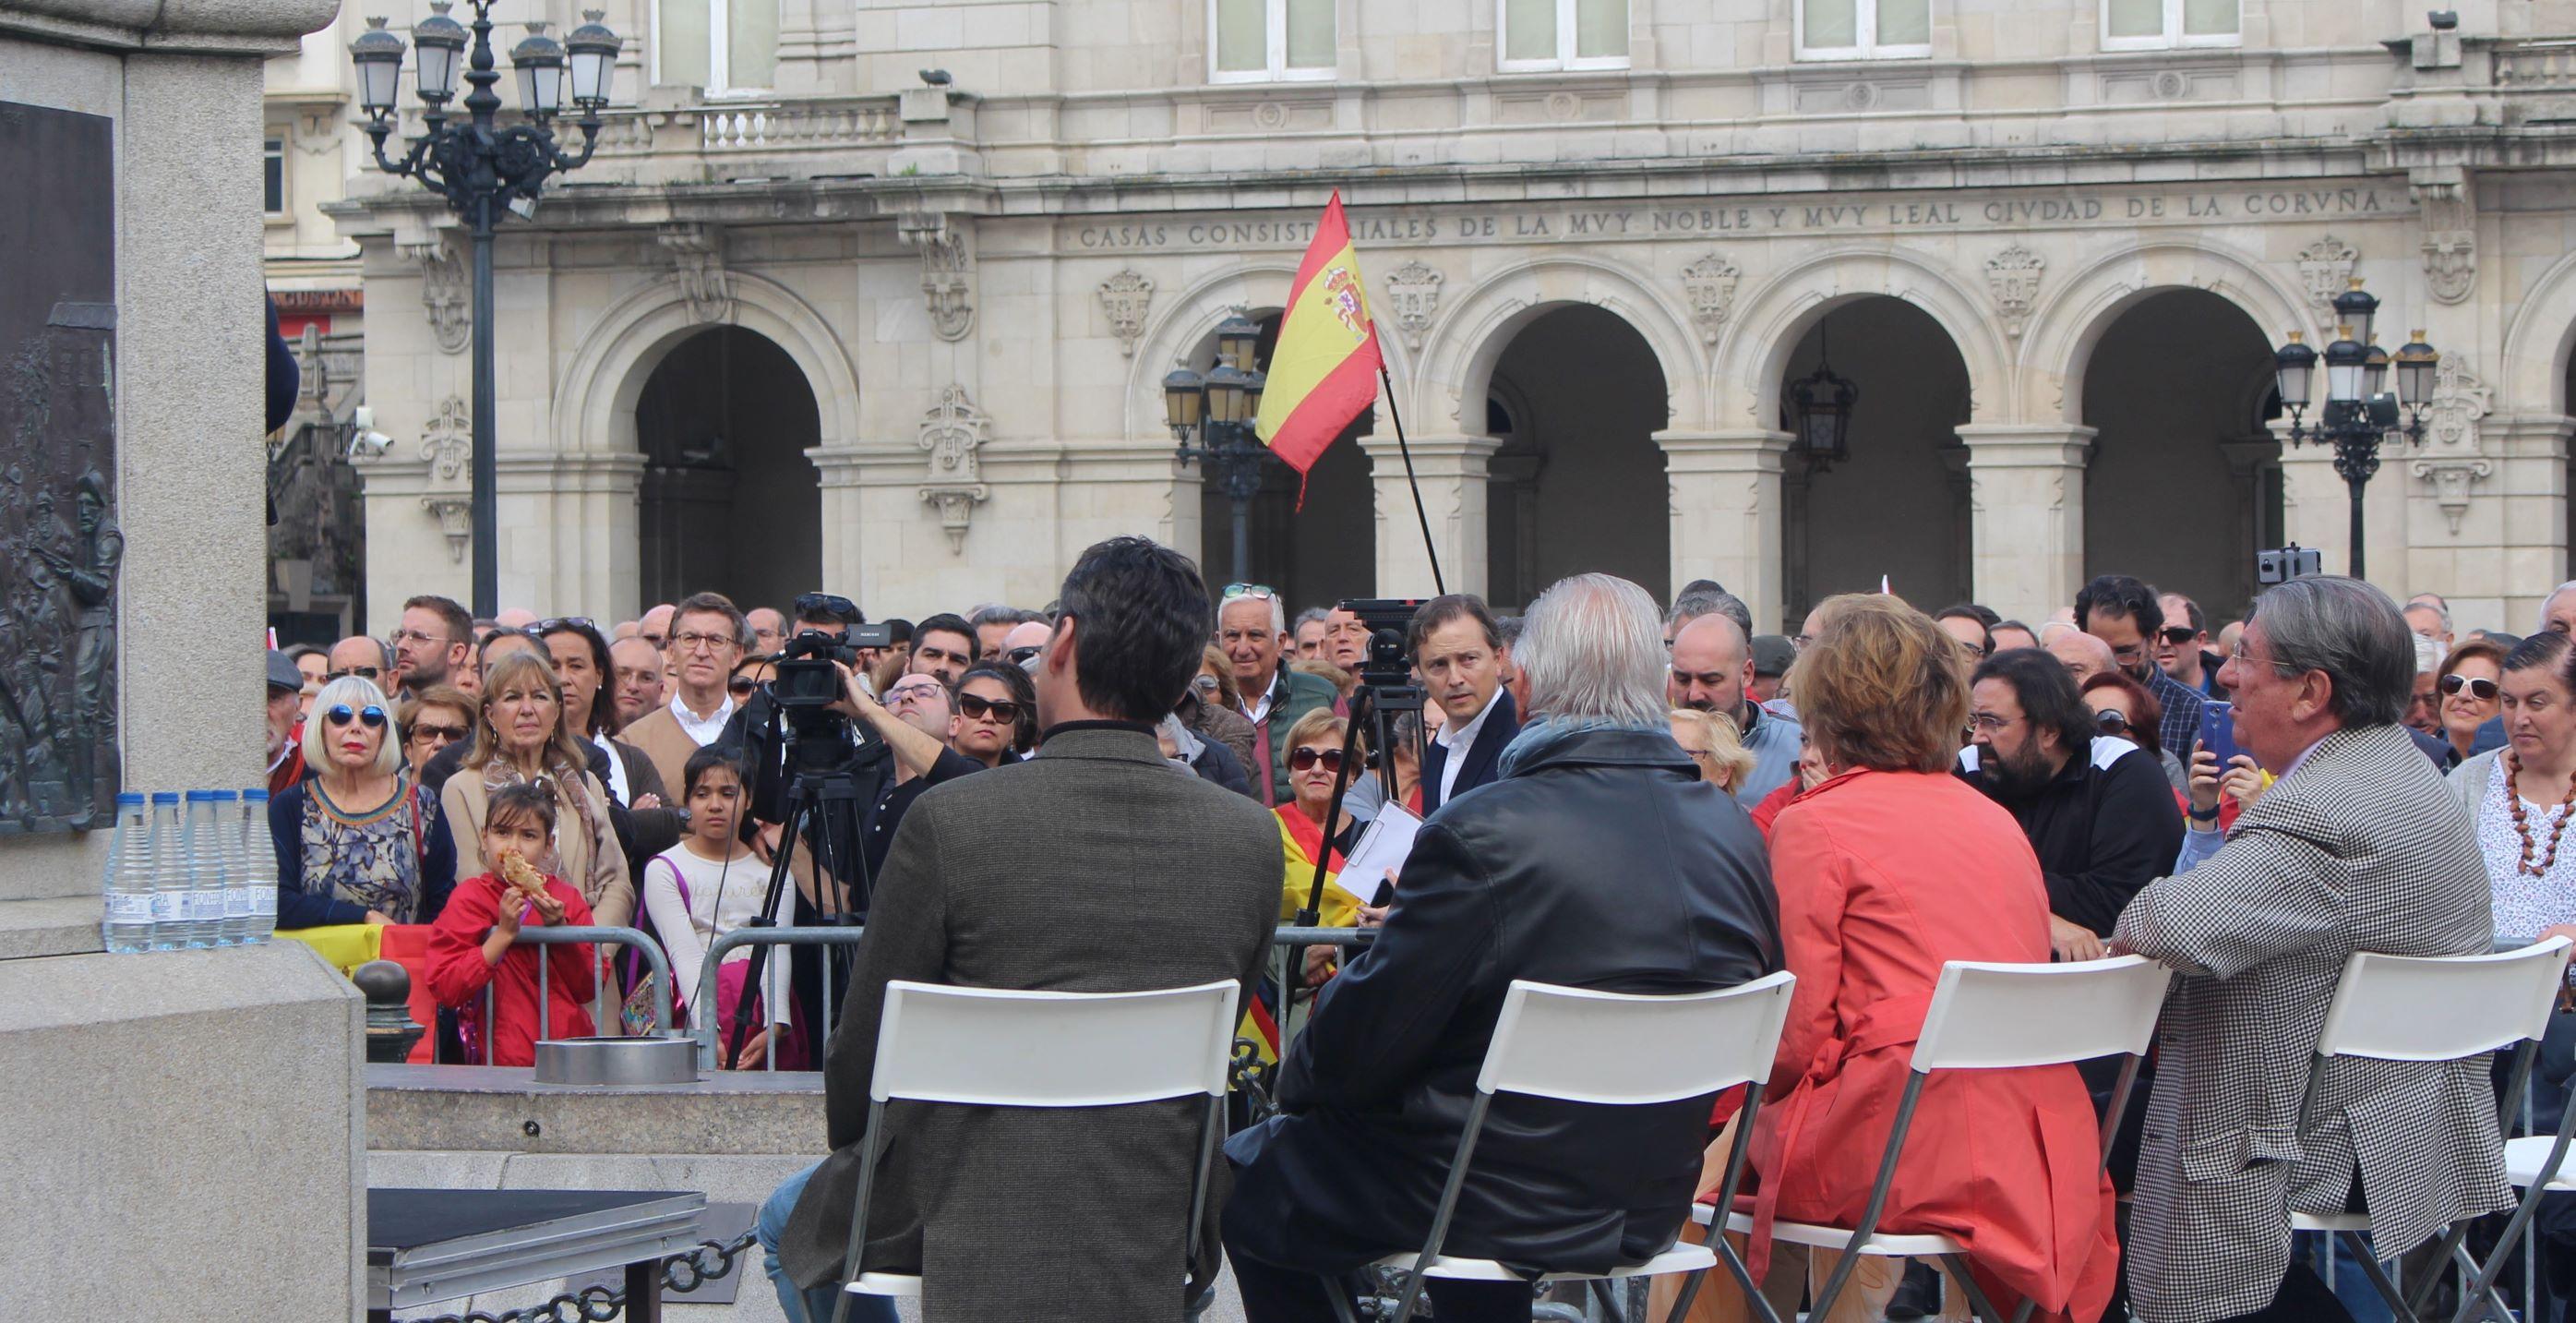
298, 775, 438, 924
2477, 761, 2576, 942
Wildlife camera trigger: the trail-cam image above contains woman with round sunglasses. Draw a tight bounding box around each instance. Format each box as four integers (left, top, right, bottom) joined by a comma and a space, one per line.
951, 661, 1036, 767
2435, 638, 2507, 769
270, 675, 456, 930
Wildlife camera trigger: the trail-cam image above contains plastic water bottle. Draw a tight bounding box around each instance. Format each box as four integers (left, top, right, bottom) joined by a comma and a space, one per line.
211, 789, 248, 946
181, 789, 226, 948
239, 788, 276, 945
147, 792, 186, 950
100, 791, 153, 954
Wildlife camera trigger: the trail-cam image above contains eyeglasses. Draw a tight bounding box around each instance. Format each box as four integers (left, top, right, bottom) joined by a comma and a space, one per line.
2095, 709, 2132, 735
1967, 712, 2019, 733
671, 631, 737, 654
1191, 673, 1221, 692
410, 721, 469, 745
2441, 674, 2499, 701
1222, 583, 1278, 602
1288, 746, 1346, 773
1676, 746, 1716, 764
391, 628, 448, 647
2229, 643, 2298, 675
2160, 627, 2200, 645
727, 677, 760, 697
885, 682, 945, 705
1005, 644, 1044, 666
536, 617, 595, 635
326, 667, 381, 681
958, 693, 1024, 724
325, 704, 388, 730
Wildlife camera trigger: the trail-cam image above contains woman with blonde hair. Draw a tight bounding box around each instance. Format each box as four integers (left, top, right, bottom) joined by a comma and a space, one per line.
1689, 594, 2118, 1323
438, 648, 634, 933
1668, 707, 1757, 794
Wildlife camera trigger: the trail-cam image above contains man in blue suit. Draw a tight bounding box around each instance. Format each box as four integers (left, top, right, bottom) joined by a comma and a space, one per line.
1414, 595, 1520, 815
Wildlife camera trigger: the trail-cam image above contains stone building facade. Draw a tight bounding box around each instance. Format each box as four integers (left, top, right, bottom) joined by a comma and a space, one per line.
314, 0, 2576, 633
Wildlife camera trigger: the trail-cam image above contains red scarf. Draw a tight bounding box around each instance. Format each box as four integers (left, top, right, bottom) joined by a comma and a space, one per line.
1275, 804, 1346, 874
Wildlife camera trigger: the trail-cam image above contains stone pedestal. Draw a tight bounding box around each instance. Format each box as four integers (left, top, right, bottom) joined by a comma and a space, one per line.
1959, 424, 2096, 624
1662, 429, 1791, 633
1364, 433, 1498, 599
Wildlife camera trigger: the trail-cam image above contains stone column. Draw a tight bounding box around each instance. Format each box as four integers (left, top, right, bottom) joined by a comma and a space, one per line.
1661, 429, 1790, 632
809, 440, 918, 614
1957, 424, 2097, 623
1361, 433, 1496, 599
496, 451, 644, 620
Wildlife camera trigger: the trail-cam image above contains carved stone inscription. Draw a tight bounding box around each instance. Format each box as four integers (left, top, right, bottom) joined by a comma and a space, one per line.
0, 101, 123, 832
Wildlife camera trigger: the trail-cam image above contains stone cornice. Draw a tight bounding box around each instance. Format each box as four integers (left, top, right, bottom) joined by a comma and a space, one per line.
0, 0, 337, 54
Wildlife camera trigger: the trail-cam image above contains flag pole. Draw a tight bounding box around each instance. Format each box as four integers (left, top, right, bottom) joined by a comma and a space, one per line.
1377, 364, 1445, 596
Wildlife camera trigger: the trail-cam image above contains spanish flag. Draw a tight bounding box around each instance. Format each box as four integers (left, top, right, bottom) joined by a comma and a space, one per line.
1255, 192, 1384, 477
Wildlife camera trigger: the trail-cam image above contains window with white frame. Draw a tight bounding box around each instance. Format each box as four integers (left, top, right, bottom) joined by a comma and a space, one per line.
1500, 0, 1630, 71
2102, 0, 2240, 50
654, 0, 779, 96
1796, 0, 1931, 60
1210, 0, 1336, 82
263, 135, 287, 217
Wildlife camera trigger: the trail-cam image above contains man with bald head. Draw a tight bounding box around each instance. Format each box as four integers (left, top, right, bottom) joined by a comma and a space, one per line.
639, 602, 677, 652
325, 634, 395, 685
1668, 612, 1802, 803
2049, 628, 2118, 686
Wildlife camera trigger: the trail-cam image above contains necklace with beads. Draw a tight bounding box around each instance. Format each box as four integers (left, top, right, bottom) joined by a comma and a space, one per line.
2506, 753, 2576, 878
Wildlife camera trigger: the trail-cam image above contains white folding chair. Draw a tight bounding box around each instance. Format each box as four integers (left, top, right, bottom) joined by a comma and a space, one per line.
1339, 972, 1797, 1323
1697, 955, 2173, 1323
2277, 939, 2571, 1323
827, 978, 1241, 1323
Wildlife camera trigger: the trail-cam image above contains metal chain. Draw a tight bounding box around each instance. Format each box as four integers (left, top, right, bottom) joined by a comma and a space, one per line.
401, 1229, 758, 1323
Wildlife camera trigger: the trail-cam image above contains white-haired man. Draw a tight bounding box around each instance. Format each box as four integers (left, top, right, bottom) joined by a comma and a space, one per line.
1218, 583, 1335, 805
1223, 572, 1784, 1323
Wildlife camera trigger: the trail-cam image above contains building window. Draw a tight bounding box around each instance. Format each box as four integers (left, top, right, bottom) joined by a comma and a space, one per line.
2102, 0, 2240, 49
1500, 0, 1629, 71
654, 0, 778, 95
1210, 0, 1336, 83
1796, 0, 1932, 60
263, 136, 286, 216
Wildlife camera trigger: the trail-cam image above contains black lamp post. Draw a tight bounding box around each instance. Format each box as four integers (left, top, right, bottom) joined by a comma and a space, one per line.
1786, 329, 1857, 471
2273, 279, 2437, 581
349, 4, 622, 618
1165, 316, 1271, 583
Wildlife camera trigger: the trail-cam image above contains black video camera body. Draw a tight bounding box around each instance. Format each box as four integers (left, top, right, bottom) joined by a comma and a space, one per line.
1336, 597, 1426, 688
772, 629, 858, 708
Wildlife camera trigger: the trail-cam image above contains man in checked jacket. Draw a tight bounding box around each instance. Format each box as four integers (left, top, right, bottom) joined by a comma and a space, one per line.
2113, 575, 2510, 1323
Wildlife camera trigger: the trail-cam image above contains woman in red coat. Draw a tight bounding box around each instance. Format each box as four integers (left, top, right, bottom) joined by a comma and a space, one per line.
428, 781, 597, 1066
1712, 595, 2120, 1323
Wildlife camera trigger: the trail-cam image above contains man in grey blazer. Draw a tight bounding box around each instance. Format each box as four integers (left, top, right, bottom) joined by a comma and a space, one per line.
774, 537, 1282, 1322
2113, 576, 2510, 1323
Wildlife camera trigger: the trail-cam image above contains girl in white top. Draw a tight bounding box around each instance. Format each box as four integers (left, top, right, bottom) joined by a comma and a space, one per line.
641, 750, 798, 1069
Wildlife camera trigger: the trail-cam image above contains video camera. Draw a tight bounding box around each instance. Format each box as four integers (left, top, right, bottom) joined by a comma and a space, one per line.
1335, 597, 1427, 690
771, 629, 859, 708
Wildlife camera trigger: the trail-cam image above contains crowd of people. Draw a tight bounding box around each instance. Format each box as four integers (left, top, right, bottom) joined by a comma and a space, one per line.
259, 555, 2576, 1323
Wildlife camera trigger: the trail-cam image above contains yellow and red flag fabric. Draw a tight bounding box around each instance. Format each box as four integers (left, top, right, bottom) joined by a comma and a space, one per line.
1255, 192, 1384, 477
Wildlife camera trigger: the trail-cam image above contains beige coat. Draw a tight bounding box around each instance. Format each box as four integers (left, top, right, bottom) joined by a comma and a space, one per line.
440, 766, 635, 932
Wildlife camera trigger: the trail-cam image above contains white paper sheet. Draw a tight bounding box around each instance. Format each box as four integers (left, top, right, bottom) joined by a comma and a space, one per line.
1335, 804, 1421, 906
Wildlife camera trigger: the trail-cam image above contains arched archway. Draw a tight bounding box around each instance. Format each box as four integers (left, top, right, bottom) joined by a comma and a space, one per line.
1777, 296, 1973, 619
1482, 304, 1671, 606
634, 326, 821, 612
2077, 289, 2282, 622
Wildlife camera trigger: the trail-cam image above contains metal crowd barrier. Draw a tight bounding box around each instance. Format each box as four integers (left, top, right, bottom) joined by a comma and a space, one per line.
692, 925, 870, 1071
472, 925, 674, 1061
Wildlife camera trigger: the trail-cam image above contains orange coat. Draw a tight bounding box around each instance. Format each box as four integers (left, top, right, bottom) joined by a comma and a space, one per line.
1750, 769, 2118, 1322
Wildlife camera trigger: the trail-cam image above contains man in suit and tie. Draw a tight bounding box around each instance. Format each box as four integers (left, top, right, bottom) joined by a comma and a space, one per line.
1414, 595, 1520, 816
774, 535, 1281, 1323
2113, 575, 2510, 1323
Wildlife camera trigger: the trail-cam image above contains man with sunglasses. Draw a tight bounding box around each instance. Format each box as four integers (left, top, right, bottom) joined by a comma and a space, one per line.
325, 634, 394, 686
2156, 592, 2230, 703
1219, 583, 1336, 805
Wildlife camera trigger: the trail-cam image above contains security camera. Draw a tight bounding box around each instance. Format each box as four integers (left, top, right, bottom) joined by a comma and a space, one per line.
345, 405, 394, 462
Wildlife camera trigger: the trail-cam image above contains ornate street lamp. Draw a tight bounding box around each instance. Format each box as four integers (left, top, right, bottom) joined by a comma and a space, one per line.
1786, 330, 1858, 472
2274, 278, 2435, 581
1167, 316, 1273, 583
350, 3, 621, 617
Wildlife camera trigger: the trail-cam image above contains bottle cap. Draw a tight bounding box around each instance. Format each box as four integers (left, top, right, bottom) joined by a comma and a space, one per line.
185, 789, 215, 801
243, 788, 270, 802
150, 791, 179, 804
116, 791, 145, 806
211, 789, 239, 801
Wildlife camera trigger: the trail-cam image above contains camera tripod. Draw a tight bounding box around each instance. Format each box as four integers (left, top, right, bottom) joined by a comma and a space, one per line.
722, 721, 881, 1069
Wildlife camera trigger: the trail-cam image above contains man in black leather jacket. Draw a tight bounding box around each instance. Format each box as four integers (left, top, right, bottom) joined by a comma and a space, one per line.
1222, 572, 1783, 1322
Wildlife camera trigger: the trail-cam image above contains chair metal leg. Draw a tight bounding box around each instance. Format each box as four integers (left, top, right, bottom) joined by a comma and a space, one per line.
1710, 1227, 1784, 1323
1392, 1091, 1495, 1323
828, 1101, 889, 1323
1942, 1254, 2009, 1323
1661, 1266, 1712, 1323
2403, 1222, 2473, 1319
2446, 1240, 2518, 1323
1807, 1072, 1928, 1323
1324, 1275, 1362, 1323
2339, 1231, 2417, 1323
